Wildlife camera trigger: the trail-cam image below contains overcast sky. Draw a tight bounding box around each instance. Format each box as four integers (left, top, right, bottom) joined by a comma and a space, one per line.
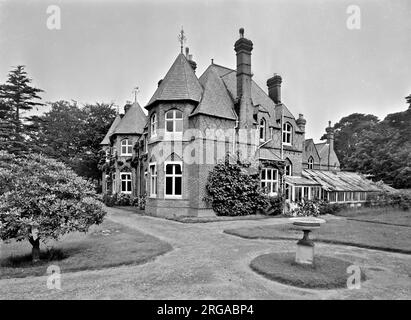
0, 0, 410, 141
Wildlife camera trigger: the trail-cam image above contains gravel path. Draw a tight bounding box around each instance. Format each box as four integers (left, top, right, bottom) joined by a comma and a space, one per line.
0, 207, 410, 299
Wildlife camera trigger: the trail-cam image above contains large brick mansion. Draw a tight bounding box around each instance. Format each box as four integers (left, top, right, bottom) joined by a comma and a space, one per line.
100, 28, 386, 217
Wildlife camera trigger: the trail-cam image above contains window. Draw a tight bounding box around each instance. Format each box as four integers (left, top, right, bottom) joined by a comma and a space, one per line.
112, 173, 116, 194
308, 157, 314, 169
121, 139, 133, 156
120, 173, 132, 194
165, 110, 183, 133
259, 118, 266, 141
302, 186, 309, 199
329, 192, 336, 203
360, 192, 367, 201
311, 187, 321, 199
282, 122, 292, 145
165, 162, 182, 198
105, 149, 110, 162
295, 187, 302, 202
144, 170, 148, 193
337, 191, 345, 202
150, 113, 157, 137
260, 168, 278, 195
149, 163, 157, 197
285, 163, 292, 176
285, 183, 291, 200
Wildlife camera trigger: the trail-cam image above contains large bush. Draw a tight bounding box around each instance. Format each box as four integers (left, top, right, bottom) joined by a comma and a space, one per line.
0, 153, 106, 261
204, 160, 268, 216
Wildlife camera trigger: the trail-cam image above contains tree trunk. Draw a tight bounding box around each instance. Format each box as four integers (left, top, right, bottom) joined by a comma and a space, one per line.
30, 238, 40, 262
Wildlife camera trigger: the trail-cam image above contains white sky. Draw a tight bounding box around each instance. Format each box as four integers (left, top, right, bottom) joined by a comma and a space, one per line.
0, 0, 410, 141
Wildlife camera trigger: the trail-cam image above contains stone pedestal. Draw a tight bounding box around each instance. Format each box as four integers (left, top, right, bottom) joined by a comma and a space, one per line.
290, 217, 325, 266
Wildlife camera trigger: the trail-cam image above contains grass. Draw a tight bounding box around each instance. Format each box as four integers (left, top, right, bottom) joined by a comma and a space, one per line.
250, 252, 366, 289
225, 210, 411, 254
164, 214, 278, 223
334, 208, 411, 227
0, 219, 172, 279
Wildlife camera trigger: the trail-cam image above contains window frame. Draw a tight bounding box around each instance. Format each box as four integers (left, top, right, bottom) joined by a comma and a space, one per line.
150, 113, 157, 137
285, 163, 292, 176
308, 156, 314, 169
120, 172, 132, 194
120, 138, 133, 156
165, 109, 183, 137
149, 162, 157, 197
164, 161, 183, 199
259, 118, 266, 141
260, 168, 279, 196
282, 122, 292, 146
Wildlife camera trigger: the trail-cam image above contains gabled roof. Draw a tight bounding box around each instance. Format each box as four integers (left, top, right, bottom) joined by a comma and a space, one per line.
302, 169, 385, 192
208, 64, 281, 128
146, 53, 203, 107
100, 113, 122, 145
303, 138, 321, 162
315, 142, 340, 168
112, 102, 147, 135
191, 65, 237, 120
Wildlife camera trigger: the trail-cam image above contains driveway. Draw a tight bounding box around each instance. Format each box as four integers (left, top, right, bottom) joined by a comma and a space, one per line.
1, 207, 410, 299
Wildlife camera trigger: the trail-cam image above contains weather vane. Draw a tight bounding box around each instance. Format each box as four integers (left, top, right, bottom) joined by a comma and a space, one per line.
132, 86, 139, 103
177, 27, 187, 53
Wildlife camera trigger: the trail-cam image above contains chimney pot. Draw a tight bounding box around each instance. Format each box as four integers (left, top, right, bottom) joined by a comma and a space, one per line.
267, 74, 282, 104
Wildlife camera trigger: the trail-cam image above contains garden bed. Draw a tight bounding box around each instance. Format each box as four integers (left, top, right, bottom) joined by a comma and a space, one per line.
250, 252, 366, 289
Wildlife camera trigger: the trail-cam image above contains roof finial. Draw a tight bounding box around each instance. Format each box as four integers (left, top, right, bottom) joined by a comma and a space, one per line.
328, 120, 332, 127
239, 27, 244, 38
132, 86, 140, 103
178, 27, 187, 54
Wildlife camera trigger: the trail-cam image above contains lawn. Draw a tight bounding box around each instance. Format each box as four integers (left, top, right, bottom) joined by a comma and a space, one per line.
225, 210, 411, 254
335, 208, 411, 227
0, 219, 172, 279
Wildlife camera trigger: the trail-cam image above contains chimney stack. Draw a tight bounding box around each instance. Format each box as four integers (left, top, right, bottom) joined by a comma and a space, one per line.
234, 27, 254, 128
185, 47, 197, 72
296, 113, 306, 132
124, 102, 132, 113
267, 73, 282, 104
326, 121, 334, 150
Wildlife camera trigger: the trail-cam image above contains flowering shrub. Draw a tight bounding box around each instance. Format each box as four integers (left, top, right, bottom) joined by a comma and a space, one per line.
204, 160, 268, 216
262, 195, 285, 216
286, 199, 344, 217
0, 153, 106, 261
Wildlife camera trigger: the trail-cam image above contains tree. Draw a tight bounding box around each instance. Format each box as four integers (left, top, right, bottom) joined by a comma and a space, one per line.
29, 101, 116, 180
322, 113, 379, 170
331, 101, 411, 188
0, 66, 44, 154
0, 153, 106, 261
0, 65, 44, 128
406, 94, 411, 107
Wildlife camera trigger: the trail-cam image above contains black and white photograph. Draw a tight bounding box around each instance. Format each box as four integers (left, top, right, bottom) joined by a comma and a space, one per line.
0, 0, 410, 308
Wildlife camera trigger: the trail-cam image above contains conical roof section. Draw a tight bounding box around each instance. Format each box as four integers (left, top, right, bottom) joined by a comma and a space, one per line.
192, 66, 236, 120
146, 53, 202, 107
113, 102, 147, 135
100, 113, 122, 145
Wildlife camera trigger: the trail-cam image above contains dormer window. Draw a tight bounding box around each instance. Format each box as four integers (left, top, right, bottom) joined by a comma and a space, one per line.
259, 118, 266, 141
308, 156, 314, 169
165, 110, 183, 133
150, 113, 157, 137
120, 139, 133, 156
282, 122, 292, 145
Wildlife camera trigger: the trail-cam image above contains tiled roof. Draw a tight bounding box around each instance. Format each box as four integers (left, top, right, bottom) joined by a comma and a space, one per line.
192, 65, 237, 120
100, 113, 122, 145
315, 142, 340, 168
146, 53, 203, 107
112, 102, 147, 135
207, 64, 280, 128
302, 169, 387, 192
